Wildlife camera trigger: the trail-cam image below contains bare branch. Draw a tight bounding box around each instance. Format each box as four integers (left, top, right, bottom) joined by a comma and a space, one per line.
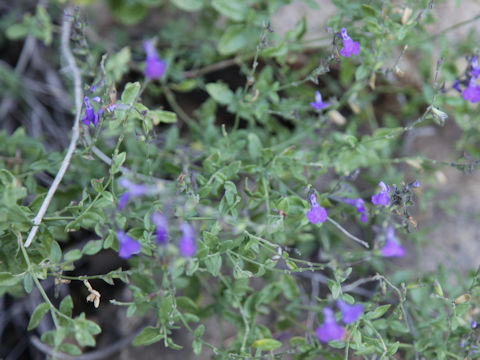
25, 9, 83, 247
326, 217, 369, 248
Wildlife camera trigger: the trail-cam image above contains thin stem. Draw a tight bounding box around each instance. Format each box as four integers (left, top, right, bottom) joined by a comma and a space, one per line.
25, 12, 82, 247
326, 217, 369, 248
427, 13, 480, 41
183, 55, 250, 78
163, 86, 200, 132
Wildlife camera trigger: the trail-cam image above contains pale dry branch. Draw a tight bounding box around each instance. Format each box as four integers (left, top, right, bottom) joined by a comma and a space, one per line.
25, 9, 83, 247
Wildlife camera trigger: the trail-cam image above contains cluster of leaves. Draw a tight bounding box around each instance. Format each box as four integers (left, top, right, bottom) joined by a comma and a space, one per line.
1, 0, 480, 359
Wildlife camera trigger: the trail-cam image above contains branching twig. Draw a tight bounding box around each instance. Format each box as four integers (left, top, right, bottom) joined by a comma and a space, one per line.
326, 217, 369, 248
182, 56, 247, 78
24, 9, 82, 248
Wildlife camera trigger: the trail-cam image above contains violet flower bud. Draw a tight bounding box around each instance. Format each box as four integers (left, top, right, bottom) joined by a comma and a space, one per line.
336, 300, 363, 324
462, 77, 480, 103
310, 91, 329, 111
81, 96, 103, 127
316, 307, 345, 343
116, 230, 141, 259
381, 226, 405, 258
143, 40, 166, 80
371, 181, 390, 206
343, 198, 368, 223
339, 28, 360, 58
306, 193, 327, 224
179, 222, 196, 257
151, 212, 168, 245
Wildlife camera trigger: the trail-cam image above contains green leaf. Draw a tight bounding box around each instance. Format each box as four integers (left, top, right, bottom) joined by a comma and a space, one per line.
428, 106, 448, 126
205, 254, 222, 276
176, 296, 198, 312
211, 0, 248, 21
50, 241, 62, 262
126, 304, 136, 318
106, 0, 147, 25
171, 0, 204, 11
192, 338, 202, 355
34, 5, 52, 45
194, 324, 205, 338
24, 273, 33, 294
286, 260, 297, 270
132, 326, 162, 346
248, 133, 263, 160
112, 152, 126, 174
289, 336, 306, 346
366, 20, 382, 35
149, 110, 177, 124
158, 295, 174, 322
121, 82, 141, 105
361, 4, 377, 17
64, 249, 82, 262
285, 17, 306, 41
28, 303, 50, 330
223, 181, 237, 205
366, 304, 391, 320
202, 231, 218, 249
327, 280, 342, 299
0, 272, 20, 287
105, 47, 131, 83
74, 327, 95, 347
60, 344, 82, 356
6, 23, 29, 40
206, 82, 234, 105
355, 65, 369, 81
217, 25, 251, 55
82, 240, 103, 255
60, 295, 73, 317
252, 338, 282, 351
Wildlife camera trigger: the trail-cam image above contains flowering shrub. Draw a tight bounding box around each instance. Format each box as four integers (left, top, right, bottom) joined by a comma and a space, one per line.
1, 1, 480, 359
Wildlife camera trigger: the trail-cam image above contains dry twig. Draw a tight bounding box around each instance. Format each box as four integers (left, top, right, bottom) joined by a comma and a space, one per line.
24, 9, 83, 247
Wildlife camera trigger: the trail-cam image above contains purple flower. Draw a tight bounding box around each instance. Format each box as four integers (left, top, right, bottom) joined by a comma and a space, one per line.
143, 41, 166, 80
117, 179, 149, 210
452, 80, 462, 93
381, 226, 405, 258
339, 28, 360, 58
179, 222, 196, 257
471, 57, 480, 78
343, 198, 367, 223
462, 77, 480, 103
119, 178, 149, 196
337, 300, 363, 324
92, 96, 102, 103
81, 96, 103, 126
472, 320, 477, 329
411, 180, 420, 188
316, 307, 345, 343
371, 181, 390, 206
116, 230, 141, 259
310, 91, 329, 111
151, 212, 168, 245
117, 192, 131, 211
306, 193, 327, 224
